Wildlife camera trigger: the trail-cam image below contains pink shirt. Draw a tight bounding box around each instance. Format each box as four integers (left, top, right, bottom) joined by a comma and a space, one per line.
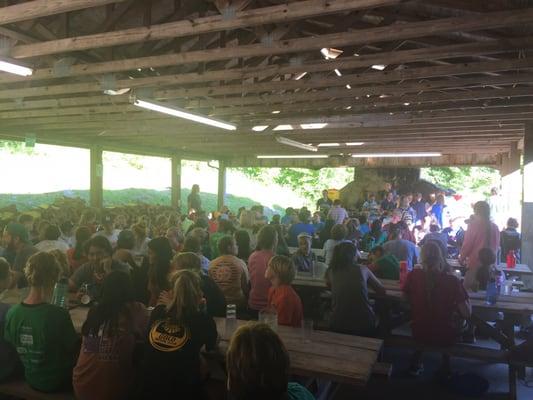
460, 217, 500, 270
248, 250, 274, 311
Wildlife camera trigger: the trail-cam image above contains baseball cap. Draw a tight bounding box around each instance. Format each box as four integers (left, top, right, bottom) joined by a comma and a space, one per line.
5, 222, 29, 243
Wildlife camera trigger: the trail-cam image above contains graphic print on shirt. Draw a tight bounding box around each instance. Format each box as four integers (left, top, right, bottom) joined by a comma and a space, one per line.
149, 318, 190, 352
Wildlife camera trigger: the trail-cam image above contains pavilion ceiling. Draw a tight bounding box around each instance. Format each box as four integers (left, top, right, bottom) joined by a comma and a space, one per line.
0, 0, 532, 167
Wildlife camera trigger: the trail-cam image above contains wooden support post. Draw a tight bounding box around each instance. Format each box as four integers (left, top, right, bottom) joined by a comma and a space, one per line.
217, 160, 226, 211
171, 155, 182, 211
521, 123, 533, 267
90, 146, 103, 209
500, 143, 521, 229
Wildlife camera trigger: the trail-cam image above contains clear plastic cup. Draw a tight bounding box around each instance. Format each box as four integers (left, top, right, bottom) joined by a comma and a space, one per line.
301, 319, 314, 342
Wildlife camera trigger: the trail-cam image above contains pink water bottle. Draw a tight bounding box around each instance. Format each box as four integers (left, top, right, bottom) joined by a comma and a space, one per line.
399, 261, 408, 289
506, 251, 516, 268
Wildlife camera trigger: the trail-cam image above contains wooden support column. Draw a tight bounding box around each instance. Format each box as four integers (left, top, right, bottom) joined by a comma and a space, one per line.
217, 160, 226, 211
500, 143, 521, 229
171, 155, 182, 211
90, 146, 103, 209
521, 123, 533, 267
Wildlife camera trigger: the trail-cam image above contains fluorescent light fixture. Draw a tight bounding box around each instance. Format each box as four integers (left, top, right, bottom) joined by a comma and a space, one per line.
132, 98, 236, 130
351, 152, 442, 158
346, 142, 364, 146
276, 136, 318, 152
294, 71, 307, 80
257, 154, 328, 159
300, 123, 328, 130
334, 69, 342, 76
271, 110, 281, 114
318, 143, 340, 147
273, 124, 293, 131
346, 84, 352, 89
403, 102, 410, 106
344, 106, 352, 110
353, 53, 360, 57
104, 88, 131, 96
252, 125, 269, 132
0, 59, 33, 76
320, 47, 343, 60
371, 64, 386, 71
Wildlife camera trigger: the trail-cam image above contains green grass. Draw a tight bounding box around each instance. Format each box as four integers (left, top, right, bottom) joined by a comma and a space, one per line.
0, 188, 285, 216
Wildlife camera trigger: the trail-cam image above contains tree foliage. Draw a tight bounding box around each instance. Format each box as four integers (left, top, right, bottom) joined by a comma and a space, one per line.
421, 166, 500, 196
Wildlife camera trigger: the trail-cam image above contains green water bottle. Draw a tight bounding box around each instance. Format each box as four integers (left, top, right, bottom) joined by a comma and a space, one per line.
52, 278, 69, 309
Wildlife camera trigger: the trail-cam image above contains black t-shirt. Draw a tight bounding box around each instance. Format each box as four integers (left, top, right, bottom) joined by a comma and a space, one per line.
142, 306, 217, 398
201, 275, 227, 318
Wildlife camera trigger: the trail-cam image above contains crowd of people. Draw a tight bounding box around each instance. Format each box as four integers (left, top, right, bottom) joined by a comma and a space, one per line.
0, 181, 528, 398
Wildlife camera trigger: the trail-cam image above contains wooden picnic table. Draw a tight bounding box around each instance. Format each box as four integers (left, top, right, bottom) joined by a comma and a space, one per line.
447, 258, 532, 276
214, 318, 383, 387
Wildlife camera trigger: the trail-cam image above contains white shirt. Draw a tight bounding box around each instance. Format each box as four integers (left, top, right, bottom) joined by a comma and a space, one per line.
35, 240, 70, 253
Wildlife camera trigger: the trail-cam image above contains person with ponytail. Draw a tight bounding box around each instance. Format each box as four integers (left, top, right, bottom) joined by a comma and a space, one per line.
141, 269, 217, 399
459, 201, 500, 291
146, 237, 175, 306
403, 242, 471, 376
73, 271, 148, 400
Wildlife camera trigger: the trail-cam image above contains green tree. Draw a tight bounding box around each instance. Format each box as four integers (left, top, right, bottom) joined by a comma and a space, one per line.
421, 166, 500, 196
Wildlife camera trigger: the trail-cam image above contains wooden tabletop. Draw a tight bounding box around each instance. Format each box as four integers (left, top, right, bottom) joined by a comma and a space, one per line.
214, 318, 383, 387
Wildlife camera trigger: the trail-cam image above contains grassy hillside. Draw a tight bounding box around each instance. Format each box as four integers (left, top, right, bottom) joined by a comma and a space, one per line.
0, 188, 285, 216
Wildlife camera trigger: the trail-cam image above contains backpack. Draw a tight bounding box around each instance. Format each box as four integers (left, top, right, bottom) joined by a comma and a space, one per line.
361, 234, 376, 252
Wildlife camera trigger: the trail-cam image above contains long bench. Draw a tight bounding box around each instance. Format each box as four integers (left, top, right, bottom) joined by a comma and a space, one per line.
385, 334, 532, 400
0, 380, 75, 400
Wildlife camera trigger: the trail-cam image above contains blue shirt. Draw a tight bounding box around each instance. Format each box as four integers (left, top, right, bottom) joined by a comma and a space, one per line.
359, 223, 370, 235
431, 204, 446, 228
383, 239, 419, 271
288, 223, 315, 246
411, 200, 427, 222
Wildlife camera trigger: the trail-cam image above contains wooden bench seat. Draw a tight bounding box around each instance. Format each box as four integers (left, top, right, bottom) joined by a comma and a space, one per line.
0, 381, 75, 400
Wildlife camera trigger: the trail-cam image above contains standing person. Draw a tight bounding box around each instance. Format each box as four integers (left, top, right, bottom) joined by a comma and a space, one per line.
238, 210, 257, 250
4, 252, 78, 392
382, 226, 419, 271
226, 323, 315, 400
73, 272, 148, 400
500, 217, 521, 263
147, 237, 175, 307
187, 184, 202, 212
288, 209, 315, 246
209, 219, 235, 259
411, 193, 428, 224
430, 194, 447, 229
67, 226, 91, 273
326, 242, 385, 336
323, 224, 348, 266
403, 242, 471, 376
397, 196, 416, 225
142, 270, 217, 399
460, 201, 500, 290
234, 230, 251, 263
2, 222, 37, 288
131, 223, 150, 256
265, 256, 303, 328
487, 187, 502, 228
248, 225, 277, 316
59, 221, 75, 248
291, 233, 317, 273
208, 236, 249, 310
316, 189, 332, 215
94, 215, 120, 248
327, 199, 349, 225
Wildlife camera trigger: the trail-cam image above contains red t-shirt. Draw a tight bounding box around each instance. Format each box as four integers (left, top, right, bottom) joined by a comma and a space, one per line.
267, 285, 303, 328
403, 269, 468, 346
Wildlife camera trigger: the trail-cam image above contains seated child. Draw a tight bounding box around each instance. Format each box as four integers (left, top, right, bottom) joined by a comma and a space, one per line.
368, 246, 400, 280
265, 256, 303, 328
226, 322, 315, 400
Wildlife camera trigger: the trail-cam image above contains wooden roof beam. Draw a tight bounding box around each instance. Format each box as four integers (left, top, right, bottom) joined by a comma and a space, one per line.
7, 0, 400, 58
0, 0, 128, 26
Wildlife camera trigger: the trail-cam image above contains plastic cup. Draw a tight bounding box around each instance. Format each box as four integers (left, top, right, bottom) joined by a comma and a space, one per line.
301, 319, 314, 342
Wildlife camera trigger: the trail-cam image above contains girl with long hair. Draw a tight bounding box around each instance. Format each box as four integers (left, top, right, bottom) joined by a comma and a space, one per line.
147, 237, 175, 307
142, 270, 217, 399
326, 242, 384, 336
403, 242, 471, 376
73, 271, 147, 400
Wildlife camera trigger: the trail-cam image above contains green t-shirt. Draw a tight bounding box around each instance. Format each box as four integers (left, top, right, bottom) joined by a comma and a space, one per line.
210, 232, 229, 259
287, 382, 315, 399
4, 303, 78, 392
375, 254, 400, 280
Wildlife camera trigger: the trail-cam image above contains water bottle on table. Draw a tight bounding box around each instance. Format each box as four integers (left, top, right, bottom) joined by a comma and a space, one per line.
485, 279, 498, 305
52, 278, 69, 309
225, 304, 237, 338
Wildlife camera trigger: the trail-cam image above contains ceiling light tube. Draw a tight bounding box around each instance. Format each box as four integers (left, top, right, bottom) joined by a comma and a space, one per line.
300, 123, 328, 130
317, 143, 340, 147
334, 69, 342, 76
346, 142, 364, 146
133, 98, 236, 130
0, 58, 33, 76
252, 125, 269, 132
351, 152, 441, 158
257, 155, 328, 159
276, 136, 318, 152
371, 64, 386, 71
294, 71, 307, 80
